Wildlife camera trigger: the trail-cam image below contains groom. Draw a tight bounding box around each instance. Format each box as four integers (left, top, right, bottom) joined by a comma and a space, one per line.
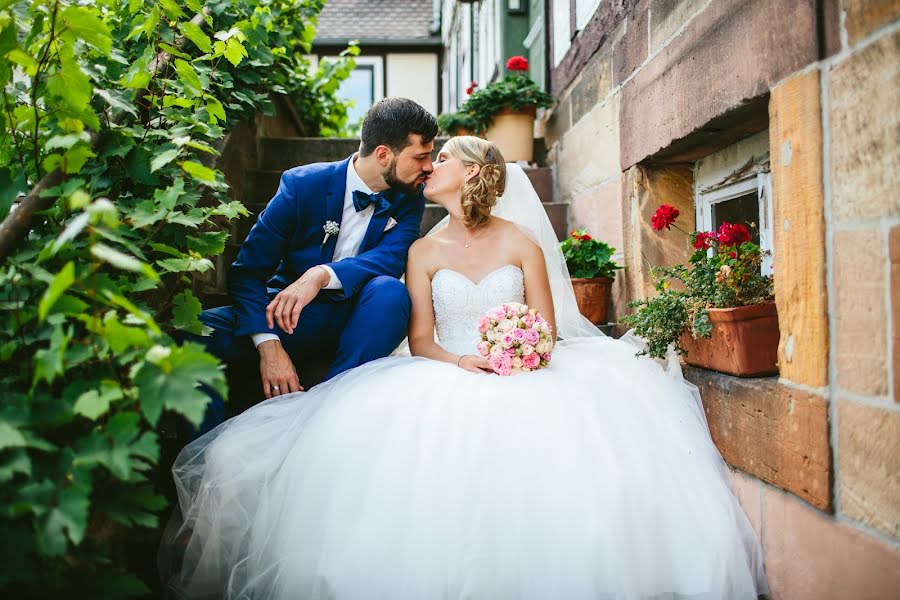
196, 98, 438, 429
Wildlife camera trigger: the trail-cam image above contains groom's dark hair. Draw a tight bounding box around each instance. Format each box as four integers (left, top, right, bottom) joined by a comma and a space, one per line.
359, 97, 438, 157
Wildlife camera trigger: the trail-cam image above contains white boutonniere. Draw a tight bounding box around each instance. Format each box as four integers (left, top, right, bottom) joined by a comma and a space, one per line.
322, 220, 340, 246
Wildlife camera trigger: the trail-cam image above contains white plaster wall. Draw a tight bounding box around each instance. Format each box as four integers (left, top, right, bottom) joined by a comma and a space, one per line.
386, 53, 439, 116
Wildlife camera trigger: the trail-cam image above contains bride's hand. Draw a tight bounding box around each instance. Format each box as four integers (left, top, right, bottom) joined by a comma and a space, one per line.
458, 355, 493, 374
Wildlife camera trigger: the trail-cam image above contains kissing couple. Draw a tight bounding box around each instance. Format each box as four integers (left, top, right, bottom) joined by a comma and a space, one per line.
161, 98, 768, 599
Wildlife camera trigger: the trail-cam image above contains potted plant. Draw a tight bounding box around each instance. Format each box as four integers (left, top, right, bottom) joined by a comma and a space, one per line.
464, 56, 554, 162
437, 110, 479, 136
620, 205, 778, 377
561, 229, 623, 325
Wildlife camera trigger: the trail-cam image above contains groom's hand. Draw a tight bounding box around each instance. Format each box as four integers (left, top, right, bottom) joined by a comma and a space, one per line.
266, 266, 330, 334
258, 340, 303, 398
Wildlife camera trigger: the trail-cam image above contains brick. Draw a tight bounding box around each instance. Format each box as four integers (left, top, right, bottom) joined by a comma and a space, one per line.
684, 368, 832, 510
648, 0, 705, 53
844, 0, 900, 44
838, 399, 900, 539
556, 95, 620, 201
834, 229, 889, 396
613, 5, 648, 85
620, 0, 818, 169
570, 52, 612, 126
769, 70, 829, 388
829, 30, 900, 222
762, 484, 900, 600
892, 226, 900, 402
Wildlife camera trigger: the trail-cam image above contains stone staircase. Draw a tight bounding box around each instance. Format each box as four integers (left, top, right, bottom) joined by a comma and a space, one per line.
236, 136, 565, 245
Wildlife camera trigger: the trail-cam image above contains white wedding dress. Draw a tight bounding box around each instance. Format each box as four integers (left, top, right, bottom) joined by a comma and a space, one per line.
161, 167, 768, 599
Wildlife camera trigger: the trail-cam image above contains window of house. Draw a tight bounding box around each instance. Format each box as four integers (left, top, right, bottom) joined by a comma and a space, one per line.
336, 57, 384, 126
694, 132, 773, 275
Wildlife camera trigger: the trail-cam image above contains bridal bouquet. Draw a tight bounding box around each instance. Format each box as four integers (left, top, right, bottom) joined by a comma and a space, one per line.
477, 303, 554, 376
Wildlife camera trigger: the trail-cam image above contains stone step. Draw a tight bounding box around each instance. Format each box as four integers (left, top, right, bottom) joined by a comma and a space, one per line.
231, 198, 567, 244
244, 166, 554, 206
422, 202, 568, 241
258, 136, 547, 171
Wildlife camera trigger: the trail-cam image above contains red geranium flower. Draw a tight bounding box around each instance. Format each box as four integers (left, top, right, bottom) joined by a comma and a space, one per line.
650, 205, 680, 231
716, 221, 751, 246
581, 233, 592, 241
506, 56, 529, 71
465, 81, 478, 95
729, 251, 738, 259
692, 231, 715, 250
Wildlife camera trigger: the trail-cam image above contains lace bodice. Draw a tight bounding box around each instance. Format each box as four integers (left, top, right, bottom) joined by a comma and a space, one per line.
431, 264, 525, 356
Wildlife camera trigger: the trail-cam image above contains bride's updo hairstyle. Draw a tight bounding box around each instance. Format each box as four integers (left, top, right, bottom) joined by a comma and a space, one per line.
443, 136, 506, 228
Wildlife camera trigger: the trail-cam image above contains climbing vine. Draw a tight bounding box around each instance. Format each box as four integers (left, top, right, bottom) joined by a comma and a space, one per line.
0, 0, 347, 595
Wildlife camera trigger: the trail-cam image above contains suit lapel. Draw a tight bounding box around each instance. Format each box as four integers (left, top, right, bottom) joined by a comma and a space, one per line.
320, 156, 352, 261
358, 190, 404, 253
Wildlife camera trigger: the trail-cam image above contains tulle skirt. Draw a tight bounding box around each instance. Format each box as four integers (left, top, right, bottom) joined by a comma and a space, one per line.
160, 336, 768, 599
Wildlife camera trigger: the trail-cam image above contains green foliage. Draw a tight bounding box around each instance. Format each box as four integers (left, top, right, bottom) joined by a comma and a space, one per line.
436, 110, 479, 135
462, 72, 554, 132
290, 44, 359, 137
0, 0, 336, 595
560, 228, 623, 279
621, 241, 774, 359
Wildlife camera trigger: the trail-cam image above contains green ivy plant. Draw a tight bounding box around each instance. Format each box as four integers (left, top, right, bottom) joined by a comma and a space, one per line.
560, 228, 623, 279
0, 0, 343, 595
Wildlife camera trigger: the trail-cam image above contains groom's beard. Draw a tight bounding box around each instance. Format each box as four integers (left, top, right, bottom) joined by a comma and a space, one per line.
382, 158, 425, 196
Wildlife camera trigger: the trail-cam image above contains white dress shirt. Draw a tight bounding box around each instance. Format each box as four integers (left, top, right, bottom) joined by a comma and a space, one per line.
252, 155, 375, 347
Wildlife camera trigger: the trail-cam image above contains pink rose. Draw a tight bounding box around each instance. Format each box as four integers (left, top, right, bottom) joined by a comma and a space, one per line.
522, 313, 536, 327
505, 347, 516, 357
477, 316, 491, 333
522, 352, 540, 369
512, 328, 527, 342
524, 329, 540, 345
501, 333, 515, 347
489, 353, 513, 376
477, 340, 490, 356
540, 353, 552, 363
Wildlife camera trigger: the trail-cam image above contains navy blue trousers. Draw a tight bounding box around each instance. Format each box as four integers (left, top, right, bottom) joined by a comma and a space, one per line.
191, 276, 411, 436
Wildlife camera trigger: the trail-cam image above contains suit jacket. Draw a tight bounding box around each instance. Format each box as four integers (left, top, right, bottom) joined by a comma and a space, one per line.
228, 156, 425, 336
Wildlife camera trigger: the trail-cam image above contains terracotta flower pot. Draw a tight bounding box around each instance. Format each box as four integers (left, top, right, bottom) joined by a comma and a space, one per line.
679, 302, 780, 377
570, 277, 614, 325
485, 105, 536, 163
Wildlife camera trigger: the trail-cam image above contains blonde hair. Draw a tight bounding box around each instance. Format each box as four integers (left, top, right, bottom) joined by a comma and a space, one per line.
443, 136, 506, 228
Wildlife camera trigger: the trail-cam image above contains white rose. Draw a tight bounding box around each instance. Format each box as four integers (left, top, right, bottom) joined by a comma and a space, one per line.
512, 356, 523, 368
489, 344, 504, 356
486, 330, 495, 341
498, 319, 515, 332
535, 340, 551, 354
520, 344, 534, 356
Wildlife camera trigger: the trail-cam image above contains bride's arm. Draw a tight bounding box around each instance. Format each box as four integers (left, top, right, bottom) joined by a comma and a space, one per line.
520, 239, 558, 343
406, 240, 492, 373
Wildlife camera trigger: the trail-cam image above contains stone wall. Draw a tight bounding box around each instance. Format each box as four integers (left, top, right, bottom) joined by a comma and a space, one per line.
541, 0, 900, 597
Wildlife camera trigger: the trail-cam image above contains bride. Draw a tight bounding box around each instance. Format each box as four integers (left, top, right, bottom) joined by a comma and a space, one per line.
161, 137, 769, 599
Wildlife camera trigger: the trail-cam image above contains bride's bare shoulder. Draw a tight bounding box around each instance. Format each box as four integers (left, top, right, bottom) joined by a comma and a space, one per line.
492, 217, 542, 254
408, 229, 448, 267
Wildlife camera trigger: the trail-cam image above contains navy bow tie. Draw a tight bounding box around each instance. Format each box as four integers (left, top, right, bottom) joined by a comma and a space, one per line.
352, 190, 392, 216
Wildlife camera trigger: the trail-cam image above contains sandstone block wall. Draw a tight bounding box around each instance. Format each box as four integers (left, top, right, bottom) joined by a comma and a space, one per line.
543, 0, 900, 596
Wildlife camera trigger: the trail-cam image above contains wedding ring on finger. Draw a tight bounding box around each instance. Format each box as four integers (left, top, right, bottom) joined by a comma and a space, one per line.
273, 386, 280, 391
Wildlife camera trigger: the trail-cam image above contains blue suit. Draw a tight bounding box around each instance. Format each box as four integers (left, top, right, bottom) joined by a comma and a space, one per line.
194, 156, 422, 432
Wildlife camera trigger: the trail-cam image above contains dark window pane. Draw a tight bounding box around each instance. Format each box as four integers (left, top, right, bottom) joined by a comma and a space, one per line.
713, 192, 761, 245
339, 64, 375, 124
